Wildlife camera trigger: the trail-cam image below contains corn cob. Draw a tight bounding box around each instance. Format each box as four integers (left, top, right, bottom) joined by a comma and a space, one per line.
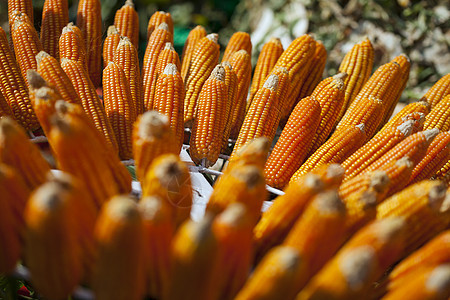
61, 58, 118, 152
189, 64, 228, 166
92, 196, 146, 300
59, 23, 88, 70
222, 31, 252, 63
0, 89, 13, 117
379, 100, 430, 133
143, 23, 173, 111
283, 190, 347, 288
342, 120, 415, 180
264, 96, 322, 189
231, 74, 280, 157
254, 164, 344, 261
221, 61, 238, 152
8, 0, 33, 36
225, 136, 271, 172
168, 215, 220, 300
113, 0, 139, 49
180, 25, 207, 80
183, 33, 220, 127
292, 124, 366, 179
102, 61, 135, 160
213, 203, 253, 300
265, 67, 290, 136
76, 0, 102, 87
102, 25, 120, 68
421, 73, 450, 108
247, 37, 284, 108
155, 42, 181, 76
207, 164, 266, 224
142, 154, 192, 227
139, 196, 174, 299
424, 95, 450, 131
297, 217, 406, 300
335, 37, 374, 124
40, 0, 68, 59
147, 11, 174, 41
24, 182, 84, 300
339, 169, 390, 203
307, 73, 347, 154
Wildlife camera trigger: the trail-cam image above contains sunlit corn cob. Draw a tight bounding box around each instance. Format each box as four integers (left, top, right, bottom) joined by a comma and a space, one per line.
61, 58, 118, 152
247, 37, 284, 108
378, 100, 430, 133
213, 203, 253, 300
76, 0, 102, 87
139, 196, 174, 299
102, 25, 120, 67
207, 164, 266, 225
421, 73, 450, 108
342, 119, 415, 180
59, 23, 88, 70
424, 95, 450, 131
254, 164, 344, 261
292, 124, 366, 179
222, 31, 252, 63
24, 181, 84, 300
0, 88, 13, 117
180, 25, 207, 80
103, 61, 135, 160
40, 0, 68, 59
92, 196, 146, 300
113, 0, 139, 49
266, 67, 290, 135
0, 117, 50, 190
221, 61, 238, 152
142, 154, 192, 227
264, 96, 321, 189
231, 74, 280, 157
307, 73, 347, 154
225, 136, 271, 172
189, 64, 228, 166
155, 42, 181, 76
236, 246, 306, 300
183, 33, 220, 127
143, 23, 173, 111
8, 0, 33, 39
335, 37, 374, 124
147, 11, 174, 41
114, 36, 142, 116
168, 215, 220, 300
283, 190, 347, 289
297, 217, 407, 300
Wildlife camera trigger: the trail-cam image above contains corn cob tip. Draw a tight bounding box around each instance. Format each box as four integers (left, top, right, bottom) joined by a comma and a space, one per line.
423, 128, 440, 141
157, 22, 169, 31
211, 64, 226, 81
206, 33, 219, 43
356, 123, 365, 132
61, 25, 75, 35
232, 165, 264, 188
426, 265, 450, 292
418, 100, 430, 108
428, 182, 447, 212
153, 157, 185, 189
118, 36, 132, 46
327, 164, 346, 180
124, 0, 135, 7
304, 174, 325, 190
216, 202, 247, 226
35, 51, 50, 65
190, 213, 215, 243
359, 191, 377, 210
31, 182, 66, 211
163, 42, 174, 50
272, 246, 302, 270
35, 87, 58, 101
54, 100, 69, 115
376, 217, 406, 242
269, 37, 282, 45
397, 119, 415, 136
139, 111, 169, 139
339, 245, 376, 290
262, 74, 279, 90
139, 196, 164, 220
395, 156, 413, 169
163, 63, 178, 75
106, 196, 141, 221
107, 25, 119, 36
333, 72, 348, 82
314, 190, 346, 214
222, 61, 232, 69
369, 171, 390, 192
27, 70, 47, 90
396, 53, 410, 62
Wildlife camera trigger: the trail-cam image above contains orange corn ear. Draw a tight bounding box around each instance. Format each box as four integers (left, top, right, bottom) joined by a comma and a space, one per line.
335, 37, 374, 123
225, 136, 271, 172
132, 111, 179, 180
264, 96, 322, 189
153, 64, 185, 151
155, 42, 181, 76
424, 95, 450, 131
221, 31, 252, 63
102, 25, 120, 67
103, 61, 135, 160
93, 196, 146, 300
292, 124, 366, 180
8, 0, 33, 37
0, 117, 51, 190
168, 215, 221, 300
142, 154, 192, 227
248, 37, 284, 108
143, 23, 173, 111
61, 58, 118, 152
213, 203, 253, 300
254, 164, 344, 261
307, 73, 347, 154
221, 61, 238, 152
76, 0, 102, 87
40, 0, 68, 59
298, 217, 406, 300
189, 64, 228, 167
421, 73, 450, 108
236, 246, 307, 300
409, 131, 450, 184
147, 11, 173, 41
59, 23, 88, 71
228, 49, 253, 138
139, 196, 175, 299
379, 100, 430, 133
183, 33, 220, 127
267, 66, 290, 134
114, 0, 139, 50
180, 25, 207, 80
207, 164, 267, 224
0, 89, 13, 117
342, 119, 415, 180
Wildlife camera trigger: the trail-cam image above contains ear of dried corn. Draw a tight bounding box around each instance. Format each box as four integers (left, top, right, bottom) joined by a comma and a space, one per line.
113, 0, 139, 49
147, 11, 173, 41
221, 31, 252, 63
180, 25, 207, 80
420, 73, 450, 108
40, 0, 68, 59
59, 22, 87, 70
102, 25, 120, 68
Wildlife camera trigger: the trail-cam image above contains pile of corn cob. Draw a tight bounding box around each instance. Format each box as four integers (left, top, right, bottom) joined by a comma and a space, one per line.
1, 0, 450, 299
